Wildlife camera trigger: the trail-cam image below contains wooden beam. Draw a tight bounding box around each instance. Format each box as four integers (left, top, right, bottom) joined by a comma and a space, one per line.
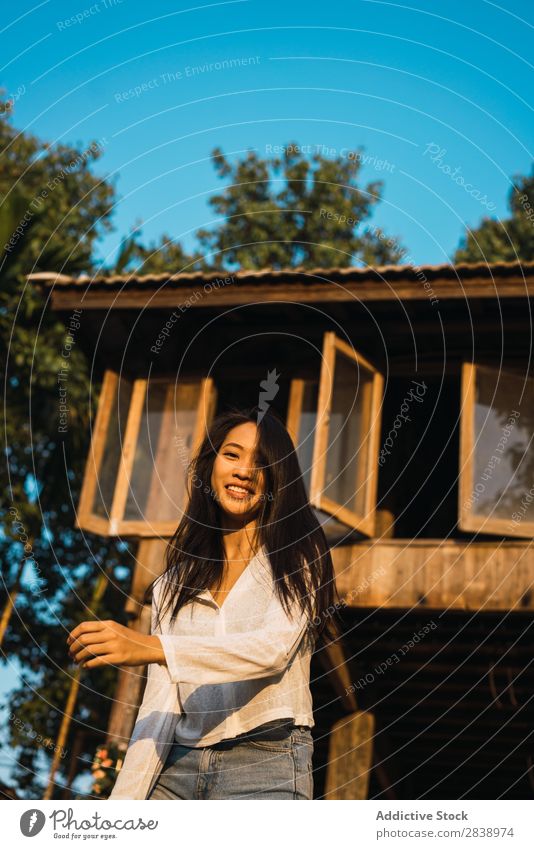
48, 275, 534, 311
106, 604, 152, 746
332, 539, 534, 612
316, 624, 358, 712
124, 537, 169, 617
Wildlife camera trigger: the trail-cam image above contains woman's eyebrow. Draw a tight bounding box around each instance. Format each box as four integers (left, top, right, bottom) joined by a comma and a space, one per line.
222, 441, 244, 450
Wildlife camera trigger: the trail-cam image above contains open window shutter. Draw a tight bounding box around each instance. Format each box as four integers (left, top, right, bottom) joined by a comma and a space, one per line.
287, 332, 384, 536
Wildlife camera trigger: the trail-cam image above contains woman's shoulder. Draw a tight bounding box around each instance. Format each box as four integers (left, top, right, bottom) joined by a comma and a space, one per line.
148, 571, 178, 632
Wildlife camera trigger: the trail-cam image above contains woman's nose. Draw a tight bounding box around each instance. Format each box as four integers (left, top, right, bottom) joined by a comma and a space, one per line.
233, 469, 252, 480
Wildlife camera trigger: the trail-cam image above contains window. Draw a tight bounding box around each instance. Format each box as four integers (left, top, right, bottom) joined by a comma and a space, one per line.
76, 372, 217, 537
459, 362, 534, 537
286, 332, 384, 536
375, 376, 459, 540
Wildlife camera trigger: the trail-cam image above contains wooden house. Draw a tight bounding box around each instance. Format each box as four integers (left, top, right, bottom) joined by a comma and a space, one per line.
31, 259, 534, 799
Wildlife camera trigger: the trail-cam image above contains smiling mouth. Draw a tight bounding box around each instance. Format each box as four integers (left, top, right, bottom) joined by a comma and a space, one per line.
225, 484, 254, 498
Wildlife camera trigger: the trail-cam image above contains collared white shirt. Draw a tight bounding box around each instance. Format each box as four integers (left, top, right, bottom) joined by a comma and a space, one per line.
110, 546, 316, 800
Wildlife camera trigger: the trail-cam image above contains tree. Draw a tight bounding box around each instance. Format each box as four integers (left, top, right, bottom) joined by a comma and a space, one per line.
455, 167, 534, 263
0, 97, 131, 798
111, 227, 203, 275
197, 145, 406, 269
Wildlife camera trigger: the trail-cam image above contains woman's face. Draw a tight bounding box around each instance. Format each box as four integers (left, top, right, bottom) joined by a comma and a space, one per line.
210, 422, 266, 522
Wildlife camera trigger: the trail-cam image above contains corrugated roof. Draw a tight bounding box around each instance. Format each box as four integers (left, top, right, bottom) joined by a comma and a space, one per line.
28, 260, 534, 290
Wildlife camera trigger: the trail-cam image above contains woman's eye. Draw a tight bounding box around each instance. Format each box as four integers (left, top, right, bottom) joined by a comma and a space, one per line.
224, 452, 238, 459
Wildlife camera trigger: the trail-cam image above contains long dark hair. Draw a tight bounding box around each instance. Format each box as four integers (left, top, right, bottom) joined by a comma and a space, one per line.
148, 406, 341, 642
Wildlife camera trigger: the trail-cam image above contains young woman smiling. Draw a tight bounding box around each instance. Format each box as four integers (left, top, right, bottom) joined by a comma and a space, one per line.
67, 407, 338, 800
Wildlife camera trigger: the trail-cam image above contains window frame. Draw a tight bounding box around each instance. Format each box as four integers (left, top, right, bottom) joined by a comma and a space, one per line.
287, 331, 384, 536
76, 371, 217, 538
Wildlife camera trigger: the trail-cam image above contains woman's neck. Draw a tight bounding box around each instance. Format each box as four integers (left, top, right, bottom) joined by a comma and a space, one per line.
220, 520, 259, 567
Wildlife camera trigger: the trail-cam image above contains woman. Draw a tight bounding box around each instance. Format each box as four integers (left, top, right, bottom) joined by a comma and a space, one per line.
67, 407, 339, 800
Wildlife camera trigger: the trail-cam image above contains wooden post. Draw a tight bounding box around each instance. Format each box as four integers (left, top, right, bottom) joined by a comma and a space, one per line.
324, 711, 375, 800
105, 605, 151, 745
316, 622, 358, 712
374, 508, 395, 539
0, 556, 25, 647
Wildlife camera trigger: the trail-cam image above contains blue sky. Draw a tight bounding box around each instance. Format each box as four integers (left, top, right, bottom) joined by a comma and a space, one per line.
2, 0, 533, 269
1, 0, 533, 797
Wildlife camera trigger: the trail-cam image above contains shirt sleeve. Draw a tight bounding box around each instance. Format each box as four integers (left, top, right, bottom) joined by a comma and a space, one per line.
109, 576, 182, 800
155, 591, 313, 686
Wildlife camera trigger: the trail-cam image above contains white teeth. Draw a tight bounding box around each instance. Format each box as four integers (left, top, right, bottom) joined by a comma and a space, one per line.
226, 485, 251, 495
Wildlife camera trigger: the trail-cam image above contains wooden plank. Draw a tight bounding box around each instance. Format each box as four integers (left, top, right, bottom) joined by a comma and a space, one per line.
107, 519, 182, 537
286, 379, 305, 446
75, 514, 110, 536
332, 333, 380, 373
459, 361, 481, 534
192, 377, 217, 455
324, 711, 375, 800
76, 370, 118, 531
333, 540, 534, 611
109, 380, 146, 535
310, 332, 335, 511
124, 537, 169, 616
354, 376, 372, 527
367, 369, 385, 533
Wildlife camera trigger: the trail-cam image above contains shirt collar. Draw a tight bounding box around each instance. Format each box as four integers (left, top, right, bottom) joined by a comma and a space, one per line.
195, 545, 270, 604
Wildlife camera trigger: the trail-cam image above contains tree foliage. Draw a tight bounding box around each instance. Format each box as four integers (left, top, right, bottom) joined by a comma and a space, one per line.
0, 98, 131, 798
197, 145, 406, 269
111, 228, 203, 275
455, 168, 534, 263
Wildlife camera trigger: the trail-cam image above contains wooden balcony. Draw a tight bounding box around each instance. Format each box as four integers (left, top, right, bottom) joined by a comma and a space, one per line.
333, 539, 534, 612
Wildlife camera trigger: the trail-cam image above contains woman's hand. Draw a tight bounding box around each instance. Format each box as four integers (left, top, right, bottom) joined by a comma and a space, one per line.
66, 620, 166, 670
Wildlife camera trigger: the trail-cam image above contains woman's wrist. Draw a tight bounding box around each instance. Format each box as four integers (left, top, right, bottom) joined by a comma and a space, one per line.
144, 634, 167, 666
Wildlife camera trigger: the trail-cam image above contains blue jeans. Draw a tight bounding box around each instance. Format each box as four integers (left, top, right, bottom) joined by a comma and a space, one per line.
147, 725, 314, 800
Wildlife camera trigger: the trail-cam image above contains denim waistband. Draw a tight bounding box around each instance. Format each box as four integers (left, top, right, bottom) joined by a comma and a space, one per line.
214, 718, 301, 747
236, 718, 295, 741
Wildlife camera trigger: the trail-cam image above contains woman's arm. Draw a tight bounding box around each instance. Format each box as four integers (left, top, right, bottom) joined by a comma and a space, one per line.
67, 581, 314, 683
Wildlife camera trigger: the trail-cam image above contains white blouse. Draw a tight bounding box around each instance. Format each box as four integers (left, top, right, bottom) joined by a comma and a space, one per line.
109, 546, 317, 800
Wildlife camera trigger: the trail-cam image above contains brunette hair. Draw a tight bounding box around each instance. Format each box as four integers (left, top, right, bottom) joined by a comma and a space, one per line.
147, 406, 341, 641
